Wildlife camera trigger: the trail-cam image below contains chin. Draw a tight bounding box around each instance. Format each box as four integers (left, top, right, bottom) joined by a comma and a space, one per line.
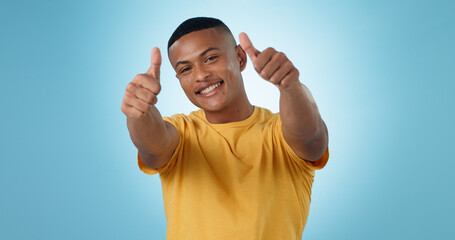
188, 96, 228, 112
197, 103, 226, 112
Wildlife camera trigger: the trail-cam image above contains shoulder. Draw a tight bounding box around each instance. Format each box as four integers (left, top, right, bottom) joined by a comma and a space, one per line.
252, 106, 279, 124
163, 109, 206, 129
163, 109, 202, 121
255, 106, 274, 116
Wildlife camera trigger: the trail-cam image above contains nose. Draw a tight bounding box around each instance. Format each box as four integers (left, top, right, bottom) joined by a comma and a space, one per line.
193, 65, 211, 82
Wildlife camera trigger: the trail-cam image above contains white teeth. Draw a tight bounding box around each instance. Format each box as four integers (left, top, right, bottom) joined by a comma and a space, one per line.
200, 82, 221, 95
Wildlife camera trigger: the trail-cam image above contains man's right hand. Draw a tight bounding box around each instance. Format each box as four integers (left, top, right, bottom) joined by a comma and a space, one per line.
121, 47, 162, 119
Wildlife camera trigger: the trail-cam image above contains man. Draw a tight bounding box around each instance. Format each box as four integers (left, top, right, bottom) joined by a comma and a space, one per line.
121, 17, 329, 239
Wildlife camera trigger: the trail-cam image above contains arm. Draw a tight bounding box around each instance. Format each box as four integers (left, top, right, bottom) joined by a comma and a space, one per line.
239, 33, 328, 162
121, 47, 179, 168
279, 83, 328, 161
127, 107, 179, 169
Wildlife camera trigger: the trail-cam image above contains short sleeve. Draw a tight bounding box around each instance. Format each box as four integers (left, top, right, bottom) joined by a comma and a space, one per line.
137, 151, 163, 175
137, 115, 185, 176
272, 114, 329, 171
302, 147, 329, 170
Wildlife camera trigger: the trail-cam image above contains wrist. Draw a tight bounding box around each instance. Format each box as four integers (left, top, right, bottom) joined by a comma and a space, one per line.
278, 80, 302, 94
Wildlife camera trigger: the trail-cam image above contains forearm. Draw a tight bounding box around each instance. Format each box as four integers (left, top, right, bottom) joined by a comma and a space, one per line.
127, 106, 172, 157
279, 82, 325, 144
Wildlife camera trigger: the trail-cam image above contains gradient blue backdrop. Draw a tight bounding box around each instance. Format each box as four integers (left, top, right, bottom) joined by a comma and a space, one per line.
1, 0, 454, 239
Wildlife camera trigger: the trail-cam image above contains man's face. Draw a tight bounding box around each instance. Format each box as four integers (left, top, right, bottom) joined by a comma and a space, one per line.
168, 28, 246, 112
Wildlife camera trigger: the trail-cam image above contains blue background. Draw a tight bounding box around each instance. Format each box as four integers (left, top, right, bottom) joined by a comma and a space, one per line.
1, 0, 454, 239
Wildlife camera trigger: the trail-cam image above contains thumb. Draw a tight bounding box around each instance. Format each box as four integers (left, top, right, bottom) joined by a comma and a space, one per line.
147, 47, 161, 80
239, 32, 260, 62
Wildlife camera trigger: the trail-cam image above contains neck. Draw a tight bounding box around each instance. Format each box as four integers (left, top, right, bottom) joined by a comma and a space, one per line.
204, 99, 254, 124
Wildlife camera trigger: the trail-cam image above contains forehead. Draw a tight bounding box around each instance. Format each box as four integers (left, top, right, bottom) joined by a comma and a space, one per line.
168, 28, 232, 65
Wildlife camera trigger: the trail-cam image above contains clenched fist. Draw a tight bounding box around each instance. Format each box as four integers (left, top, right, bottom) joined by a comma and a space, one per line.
121, 47, 162, 119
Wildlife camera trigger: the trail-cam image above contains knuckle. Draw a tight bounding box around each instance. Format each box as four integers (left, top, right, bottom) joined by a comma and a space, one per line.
147, 93, 157, 104
271, 52, 280, 61
126, 82, 135, 91
143, 98, 151, 107
259, 71, 267, 79
123, 93, 130, 102
284, 61, 293, 69
133, 74, 147, 83
294, 68, 300, 76
266, 47, 276, 53
124, 91, 133, 99
155, 83, 162, 94
289, 60, 295, 67
253, 63, 262, 73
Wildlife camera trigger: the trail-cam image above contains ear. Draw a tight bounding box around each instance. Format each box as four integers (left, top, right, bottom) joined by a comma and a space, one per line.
235, 44, 247, 71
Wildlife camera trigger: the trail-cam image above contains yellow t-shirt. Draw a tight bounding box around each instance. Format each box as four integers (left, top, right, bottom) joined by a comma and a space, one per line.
137, 106, 329, 240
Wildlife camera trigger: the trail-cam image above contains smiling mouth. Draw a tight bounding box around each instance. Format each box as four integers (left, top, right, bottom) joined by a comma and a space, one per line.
196, 81, 224, 95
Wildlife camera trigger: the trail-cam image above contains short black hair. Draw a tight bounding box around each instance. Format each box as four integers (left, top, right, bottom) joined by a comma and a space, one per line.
167, 17, 234, 50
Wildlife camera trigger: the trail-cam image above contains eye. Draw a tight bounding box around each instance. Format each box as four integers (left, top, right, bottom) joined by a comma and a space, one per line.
205, 55, 218, 63
180, 66, 192, 74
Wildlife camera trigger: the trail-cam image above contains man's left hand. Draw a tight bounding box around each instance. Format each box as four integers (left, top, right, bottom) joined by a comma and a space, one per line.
239, 32, 300, 91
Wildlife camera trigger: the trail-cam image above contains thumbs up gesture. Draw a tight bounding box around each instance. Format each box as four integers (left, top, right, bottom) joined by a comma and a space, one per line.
121, 47, 162, 119
239, 32, 300, 90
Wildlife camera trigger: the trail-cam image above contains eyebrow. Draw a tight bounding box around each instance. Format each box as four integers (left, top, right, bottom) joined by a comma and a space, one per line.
174, 47, 220, 69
